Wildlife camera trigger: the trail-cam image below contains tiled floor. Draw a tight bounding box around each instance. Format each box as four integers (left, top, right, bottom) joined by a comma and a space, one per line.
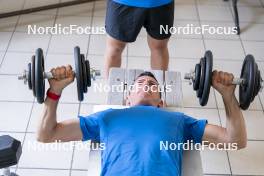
0, 0, 264, 176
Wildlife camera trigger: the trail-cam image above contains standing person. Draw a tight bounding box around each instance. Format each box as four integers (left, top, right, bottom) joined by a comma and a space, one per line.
104, 0, 174, 78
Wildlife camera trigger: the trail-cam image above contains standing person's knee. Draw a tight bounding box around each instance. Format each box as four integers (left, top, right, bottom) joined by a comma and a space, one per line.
106, 37, 126, 57
148, 38, 169, 52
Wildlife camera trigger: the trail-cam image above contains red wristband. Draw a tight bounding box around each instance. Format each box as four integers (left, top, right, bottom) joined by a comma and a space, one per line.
47, 89, 61, 101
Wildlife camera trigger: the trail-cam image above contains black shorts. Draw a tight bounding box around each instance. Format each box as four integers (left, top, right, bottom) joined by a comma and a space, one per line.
105, 0, 174, 42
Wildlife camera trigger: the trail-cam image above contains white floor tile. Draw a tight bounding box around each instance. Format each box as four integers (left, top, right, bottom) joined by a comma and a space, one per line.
0, 52, 4, 64
175, 0, 195, 5
92, 16, 105, 32
23, 0, 59, 15
8, 32, 50, 53
0, 75, 34, 101
57, 2, 93, 16
0, 52, 33, 74
72, 141, 91, 170
16, 15, 56, 32
174, 5, 198, 20
169, 58, 203, 80
219, 110, 264, 140
228, 141, 264, 175
28, 103, 79, 132
94, 0, 106, 17
238, 0, 263, 7
168, 38, 205, 58
240, 23, 264, 41
0, 102, 32, 132
19, 133, 73, 169
243, 41, 264, 60
0, 132, 25, 143
182, 108, 220, 125
127, 57, 150, 70
200, 149, 231, 175
49, 34, 89, 54
237, 7, 264, 23
200, 21, 240, 40
0, 16, 19, 32
214, 60, 243, 77
82, 79, 107, 104
0, 32, 13, 51
128, 37, 150, 57
16, 168, 69, 176
45, 53, 75, 70
215, 89, 262, 111
182, 81, 217, 108
204, 40, 245, 60
89, 34, 127, 56
71, 170, 87, 176
79, 104, 94, 116
197, 0, 230, 6
88, 54, 126, 78
0, 0, 25, 14
198, 5, 233, 22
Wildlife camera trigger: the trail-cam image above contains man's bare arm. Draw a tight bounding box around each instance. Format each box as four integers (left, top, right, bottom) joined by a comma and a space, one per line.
203, 95, 247, 149
36, 66, 82, 143
202, 71, 247, 150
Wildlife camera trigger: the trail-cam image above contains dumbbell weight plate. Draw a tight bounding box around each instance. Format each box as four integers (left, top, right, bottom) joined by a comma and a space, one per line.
85, 60, 91, 87
197, 57, 205, 98
252, 65, 261, 100
81, 54, 88, 93
239, 55, 256, 110
74, 46, 84, 101
31, 56, 36, 97
35, 48, 45, 103
27, 63, 32, 90
199, 50, 213, 106
193, 63, 201, 91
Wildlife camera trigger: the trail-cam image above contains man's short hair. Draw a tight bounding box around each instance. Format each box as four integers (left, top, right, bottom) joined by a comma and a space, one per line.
134, 71, 162, 98
136, 71, 159, 83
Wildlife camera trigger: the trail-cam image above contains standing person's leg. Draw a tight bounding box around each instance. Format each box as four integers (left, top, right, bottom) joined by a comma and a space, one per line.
147, 36, 169, 70
104, 35, 126, 78
144, 1, 174, 71
104, 0, 146, 78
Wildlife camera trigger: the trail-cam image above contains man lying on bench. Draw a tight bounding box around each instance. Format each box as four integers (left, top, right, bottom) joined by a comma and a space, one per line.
37, 66, 247, 176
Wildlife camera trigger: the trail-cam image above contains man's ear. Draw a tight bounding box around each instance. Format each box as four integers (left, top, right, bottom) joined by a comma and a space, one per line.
125, 96, 131, 106
157, 99, 165, 108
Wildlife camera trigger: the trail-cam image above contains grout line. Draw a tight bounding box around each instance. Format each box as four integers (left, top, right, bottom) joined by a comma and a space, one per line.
194, 0, 206, 51
13, 1, 32, 173
85, 1, 96, 59
0, 2, 24, 70
69, 102, 82, 176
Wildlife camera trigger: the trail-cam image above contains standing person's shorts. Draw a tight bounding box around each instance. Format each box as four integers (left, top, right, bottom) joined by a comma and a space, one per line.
105, 0, 174, 42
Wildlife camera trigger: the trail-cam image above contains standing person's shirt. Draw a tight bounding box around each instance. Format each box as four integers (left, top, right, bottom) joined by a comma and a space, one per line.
79, 105, 207, 176
112, 0, 173, 8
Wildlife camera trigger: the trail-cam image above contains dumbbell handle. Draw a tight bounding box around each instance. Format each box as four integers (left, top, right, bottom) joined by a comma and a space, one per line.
18, 69, 101, 82
184, 72, 245, 85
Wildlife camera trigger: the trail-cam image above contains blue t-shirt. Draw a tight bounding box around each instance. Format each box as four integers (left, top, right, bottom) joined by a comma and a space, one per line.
79, 105, 207, 176
112, 0, 173, 8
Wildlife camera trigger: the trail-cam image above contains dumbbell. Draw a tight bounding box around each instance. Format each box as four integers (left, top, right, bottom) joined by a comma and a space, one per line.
184, 51, 263, 110
18, 46, 101, 104
0, 135, 22, 176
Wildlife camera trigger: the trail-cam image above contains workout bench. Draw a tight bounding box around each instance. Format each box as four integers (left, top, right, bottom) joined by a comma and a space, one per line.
86, 68, 204, 176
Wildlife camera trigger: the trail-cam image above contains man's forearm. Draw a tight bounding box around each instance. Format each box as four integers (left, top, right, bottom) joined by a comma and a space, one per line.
37, 90, 61, 142
222, 94, 247, 148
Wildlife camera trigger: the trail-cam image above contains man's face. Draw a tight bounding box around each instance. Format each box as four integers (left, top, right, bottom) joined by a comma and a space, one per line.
126, 76, 163, 107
